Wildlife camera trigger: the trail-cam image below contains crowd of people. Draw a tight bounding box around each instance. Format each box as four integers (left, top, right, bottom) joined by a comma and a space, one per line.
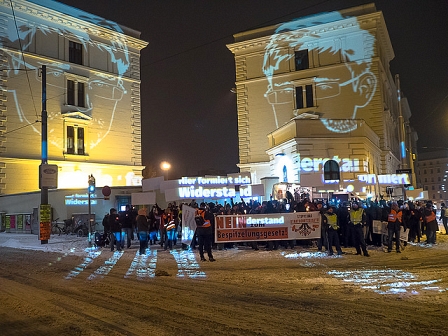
100, 196, 446, 258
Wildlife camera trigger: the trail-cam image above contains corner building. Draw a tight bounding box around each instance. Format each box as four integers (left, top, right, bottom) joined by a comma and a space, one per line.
0, 0, 148, 195
227, 4, 416, 199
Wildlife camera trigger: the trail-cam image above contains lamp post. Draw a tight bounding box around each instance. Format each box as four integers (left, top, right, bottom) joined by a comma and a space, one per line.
160, 161, 171, 180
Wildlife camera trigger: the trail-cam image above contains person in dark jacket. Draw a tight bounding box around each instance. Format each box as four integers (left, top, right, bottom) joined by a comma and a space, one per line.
423, 202, 437, 244
136, 209, 149, 255
120, 204, 135, 249
387, 202, 404, 253
196, 203, 215, 262
323, 206, 343, 256
109, 208, 122, 252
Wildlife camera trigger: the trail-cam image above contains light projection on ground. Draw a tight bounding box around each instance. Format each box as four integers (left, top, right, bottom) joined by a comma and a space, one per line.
170, 249, 206, 279
262, 10, 376, 132
64, 247, 206, 280
125, 249, 158, 279
65, 247, 102, 280
1, 0, 130, 150
87, 250, 124, 280
328, 269, 447, 295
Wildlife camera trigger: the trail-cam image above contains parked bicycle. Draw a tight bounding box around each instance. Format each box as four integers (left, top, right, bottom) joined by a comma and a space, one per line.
51, 218, 74, 235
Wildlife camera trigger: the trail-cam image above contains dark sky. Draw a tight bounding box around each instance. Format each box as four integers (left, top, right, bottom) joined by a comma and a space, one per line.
56, 0, 448, 178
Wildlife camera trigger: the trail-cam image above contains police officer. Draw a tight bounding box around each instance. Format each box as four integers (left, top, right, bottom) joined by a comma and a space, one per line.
323, 206, 343, 256
348, 202, 369, 256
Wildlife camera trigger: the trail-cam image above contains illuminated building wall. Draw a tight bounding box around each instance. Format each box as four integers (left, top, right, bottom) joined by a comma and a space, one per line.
227, 4, 415, 195
0, 0, 148, 195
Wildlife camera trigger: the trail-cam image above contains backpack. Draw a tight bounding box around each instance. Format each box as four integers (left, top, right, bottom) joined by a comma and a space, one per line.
195, 215, 205, 226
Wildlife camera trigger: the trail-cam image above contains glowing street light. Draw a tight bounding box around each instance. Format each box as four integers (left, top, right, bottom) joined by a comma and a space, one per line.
160, 161, 171, 180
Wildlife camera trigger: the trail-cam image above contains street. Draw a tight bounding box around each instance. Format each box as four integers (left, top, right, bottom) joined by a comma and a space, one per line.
0, 234, 447, 335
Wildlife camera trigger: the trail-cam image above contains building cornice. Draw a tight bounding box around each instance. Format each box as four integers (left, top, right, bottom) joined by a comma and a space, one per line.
227, 11, 393, 60
0, 0, 148, 50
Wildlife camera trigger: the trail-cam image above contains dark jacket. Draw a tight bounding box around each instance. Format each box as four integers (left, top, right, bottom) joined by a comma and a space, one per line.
109, 212, 121, 232
136, 214, 149, 232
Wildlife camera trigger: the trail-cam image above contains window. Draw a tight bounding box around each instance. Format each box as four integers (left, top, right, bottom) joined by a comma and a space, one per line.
438, 168, 441, 173
66, 126, 75, 154
432, 186, 435, 190
67, 79, 86, 107
295, 85, 314, 109
324, 160, 340, 181
77, 127, 85, 155
66, 125, 86, 155
69, 41, 82, 65
294, 50, 309, 71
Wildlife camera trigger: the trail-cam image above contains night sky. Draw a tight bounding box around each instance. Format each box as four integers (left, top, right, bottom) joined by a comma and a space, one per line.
55, 0, 448, 178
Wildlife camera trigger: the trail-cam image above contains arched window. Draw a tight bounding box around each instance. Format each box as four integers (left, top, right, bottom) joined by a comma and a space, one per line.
324, 160, 340, 181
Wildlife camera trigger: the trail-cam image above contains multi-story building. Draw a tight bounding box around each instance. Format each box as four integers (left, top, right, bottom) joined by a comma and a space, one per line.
0, 0, 147, 195
227, 3, 417, 201
416, 150, 448, 204
0, 0, 147, 231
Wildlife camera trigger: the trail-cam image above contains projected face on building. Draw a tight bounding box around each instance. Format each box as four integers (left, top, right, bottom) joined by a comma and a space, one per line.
1, 3, 129, 149
263, 11, 377, 133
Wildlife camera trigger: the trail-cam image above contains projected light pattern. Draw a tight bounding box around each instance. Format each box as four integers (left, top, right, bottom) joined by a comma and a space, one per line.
65, 247, 102, 280
281, 251, 331, 268
1, 0, 130, 149
125, 249, 158, 279
170, 249, 206, 279
281, 251, 336, 259
263, 10, 376, 132
87, 250, 124, 280
329, 269, 447, 295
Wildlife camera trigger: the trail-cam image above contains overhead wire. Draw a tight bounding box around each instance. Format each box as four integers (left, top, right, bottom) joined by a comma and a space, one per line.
9, 0, 40, 121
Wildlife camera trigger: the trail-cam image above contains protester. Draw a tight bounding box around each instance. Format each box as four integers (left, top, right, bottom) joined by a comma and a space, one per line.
195, 203, 215, 262
136, 208, 149, 255
108, 208, 122, 252
387, 202, 403, 253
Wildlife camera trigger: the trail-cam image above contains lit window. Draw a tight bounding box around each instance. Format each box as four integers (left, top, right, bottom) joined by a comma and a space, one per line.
65, 124, 86, 155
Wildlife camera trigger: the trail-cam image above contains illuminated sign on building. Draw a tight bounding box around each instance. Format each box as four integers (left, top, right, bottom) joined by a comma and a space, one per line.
164, 173, 264, 201
299, 156, 361, 172
358, 174, 411, 185
65, 193, 98, 206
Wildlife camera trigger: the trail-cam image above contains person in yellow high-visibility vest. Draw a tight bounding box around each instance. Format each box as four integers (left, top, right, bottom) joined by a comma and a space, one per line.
323, 206, 343, 256
348, 202, 369, 257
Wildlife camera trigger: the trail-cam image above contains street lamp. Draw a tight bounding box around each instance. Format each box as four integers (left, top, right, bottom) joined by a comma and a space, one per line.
160, 161, 171, 180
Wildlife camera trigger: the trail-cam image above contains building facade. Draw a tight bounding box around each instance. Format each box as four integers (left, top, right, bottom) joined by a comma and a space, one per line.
416, 151, 448, 204
227, 4, 417, 200
0, 0, 148, 195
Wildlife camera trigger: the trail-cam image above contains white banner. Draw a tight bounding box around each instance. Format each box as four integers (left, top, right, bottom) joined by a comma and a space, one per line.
215, 212, 321, 243
181, 205, 197, 245
372, 220, 409, 241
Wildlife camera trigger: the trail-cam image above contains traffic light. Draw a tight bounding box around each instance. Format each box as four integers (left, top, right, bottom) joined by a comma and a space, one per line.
88, 174, 95, 193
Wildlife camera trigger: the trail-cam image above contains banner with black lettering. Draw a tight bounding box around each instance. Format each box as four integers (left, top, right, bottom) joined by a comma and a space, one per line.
215, 212, 321, 243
